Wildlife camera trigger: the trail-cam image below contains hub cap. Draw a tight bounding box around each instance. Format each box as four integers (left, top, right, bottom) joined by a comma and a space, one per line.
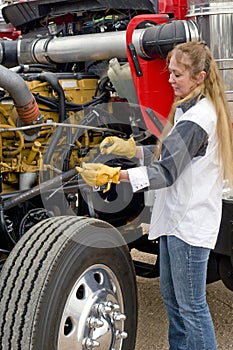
58, 264, 127, 349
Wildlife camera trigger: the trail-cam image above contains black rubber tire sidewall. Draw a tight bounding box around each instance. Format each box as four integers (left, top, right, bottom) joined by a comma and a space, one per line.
0, 216, 138, 350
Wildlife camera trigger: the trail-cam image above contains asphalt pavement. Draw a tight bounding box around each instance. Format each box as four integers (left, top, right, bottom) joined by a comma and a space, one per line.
133, 250, 233, 350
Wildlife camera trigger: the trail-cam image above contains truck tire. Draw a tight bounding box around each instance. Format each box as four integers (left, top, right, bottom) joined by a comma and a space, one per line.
0, 216, 137, 350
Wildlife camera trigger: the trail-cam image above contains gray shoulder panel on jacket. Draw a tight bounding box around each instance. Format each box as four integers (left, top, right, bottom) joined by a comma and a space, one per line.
146, 120, 209, 189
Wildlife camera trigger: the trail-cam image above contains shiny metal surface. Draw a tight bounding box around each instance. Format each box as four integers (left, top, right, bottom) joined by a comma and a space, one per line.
31, 31, 128, 64
188, 0, 233, 116
188, 0, 233, 15
57, 264, 127, 350
15, 20, 199, 66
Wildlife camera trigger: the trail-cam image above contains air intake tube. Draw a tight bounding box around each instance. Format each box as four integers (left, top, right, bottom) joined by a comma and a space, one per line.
136, 20, 199, 59
0, 20, 199, 67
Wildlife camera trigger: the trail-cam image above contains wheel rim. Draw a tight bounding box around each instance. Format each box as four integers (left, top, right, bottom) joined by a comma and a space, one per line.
58, 264, 128, 349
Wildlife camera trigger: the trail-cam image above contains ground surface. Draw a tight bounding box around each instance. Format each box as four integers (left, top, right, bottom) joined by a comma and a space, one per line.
133, 249, 233, 350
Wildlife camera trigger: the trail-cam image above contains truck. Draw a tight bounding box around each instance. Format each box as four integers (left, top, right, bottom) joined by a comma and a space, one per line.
0, 0, 232, 349
0, 0, 21, 39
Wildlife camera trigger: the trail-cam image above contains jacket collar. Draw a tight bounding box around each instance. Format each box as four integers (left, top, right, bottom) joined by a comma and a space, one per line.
178, 94, 205, 113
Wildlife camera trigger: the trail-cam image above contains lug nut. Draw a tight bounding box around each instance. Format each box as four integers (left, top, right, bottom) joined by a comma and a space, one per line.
112, 312, 126, 321
112, 303, 120, 311
82, 337, 100, 349
95, 302, 112, 315
88, 316, 104, 328
116, 330, 128, 340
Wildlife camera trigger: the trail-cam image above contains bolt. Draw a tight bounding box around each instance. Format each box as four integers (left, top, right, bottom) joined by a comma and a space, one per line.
112, 312, 126, 321
88, 316, 104, 328
82, 337, 100, 349
112, 303, 120, 311
115, 330, 128, 340
95, 302, 112, 315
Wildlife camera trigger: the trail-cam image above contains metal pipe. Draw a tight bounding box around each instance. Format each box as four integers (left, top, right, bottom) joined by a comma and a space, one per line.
12, 31, 130, 66
0, 20, 199, 67
3, 167, 79, 210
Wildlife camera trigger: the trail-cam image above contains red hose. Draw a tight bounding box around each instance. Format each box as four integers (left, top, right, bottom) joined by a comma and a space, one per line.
16, 96, 41, 124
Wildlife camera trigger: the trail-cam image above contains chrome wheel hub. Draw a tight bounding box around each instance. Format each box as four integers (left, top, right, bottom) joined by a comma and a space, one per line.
58, 264, 127, 349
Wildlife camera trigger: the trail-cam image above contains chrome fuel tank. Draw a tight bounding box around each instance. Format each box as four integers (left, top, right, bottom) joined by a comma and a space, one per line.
187, 0, 233, 117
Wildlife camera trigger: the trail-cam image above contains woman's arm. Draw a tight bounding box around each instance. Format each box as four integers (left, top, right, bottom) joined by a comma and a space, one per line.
119, 169, 130, 182
121, 120, 209, 192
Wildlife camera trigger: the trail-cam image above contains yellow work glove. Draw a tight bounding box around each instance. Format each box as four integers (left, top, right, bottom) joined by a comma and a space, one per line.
76, 162, 121, 192
100, 136, 136, 158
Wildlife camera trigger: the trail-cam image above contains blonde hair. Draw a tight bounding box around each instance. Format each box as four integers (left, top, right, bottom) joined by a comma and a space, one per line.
161, 41, 233, 187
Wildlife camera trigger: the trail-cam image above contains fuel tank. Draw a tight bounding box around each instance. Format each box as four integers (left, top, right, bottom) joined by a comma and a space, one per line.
187, 0, 233, 117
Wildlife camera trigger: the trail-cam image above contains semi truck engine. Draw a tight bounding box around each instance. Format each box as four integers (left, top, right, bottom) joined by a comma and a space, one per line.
0, 1, 232, 349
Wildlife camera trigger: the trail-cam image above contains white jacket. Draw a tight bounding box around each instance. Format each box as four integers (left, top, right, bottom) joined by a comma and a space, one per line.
128, 97, 223, 249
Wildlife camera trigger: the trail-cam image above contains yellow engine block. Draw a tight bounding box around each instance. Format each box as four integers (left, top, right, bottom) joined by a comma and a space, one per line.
0, 73, 104, 192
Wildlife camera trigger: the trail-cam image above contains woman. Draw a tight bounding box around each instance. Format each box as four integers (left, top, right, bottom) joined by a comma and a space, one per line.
77, 41, 233, 349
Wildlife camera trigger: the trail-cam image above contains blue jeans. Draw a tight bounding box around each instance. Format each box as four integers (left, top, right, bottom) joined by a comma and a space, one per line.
159, 235, 217, 350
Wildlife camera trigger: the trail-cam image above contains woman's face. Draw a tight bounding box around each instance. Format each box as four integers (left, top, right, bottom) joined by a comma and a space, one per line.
168, 53, 198, 98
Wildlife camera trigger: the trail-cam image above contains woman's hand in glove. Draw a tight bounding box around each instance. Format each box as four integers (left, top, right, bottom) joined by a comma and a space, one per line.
100, 136, 136, 158
76, 162, 121, 192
